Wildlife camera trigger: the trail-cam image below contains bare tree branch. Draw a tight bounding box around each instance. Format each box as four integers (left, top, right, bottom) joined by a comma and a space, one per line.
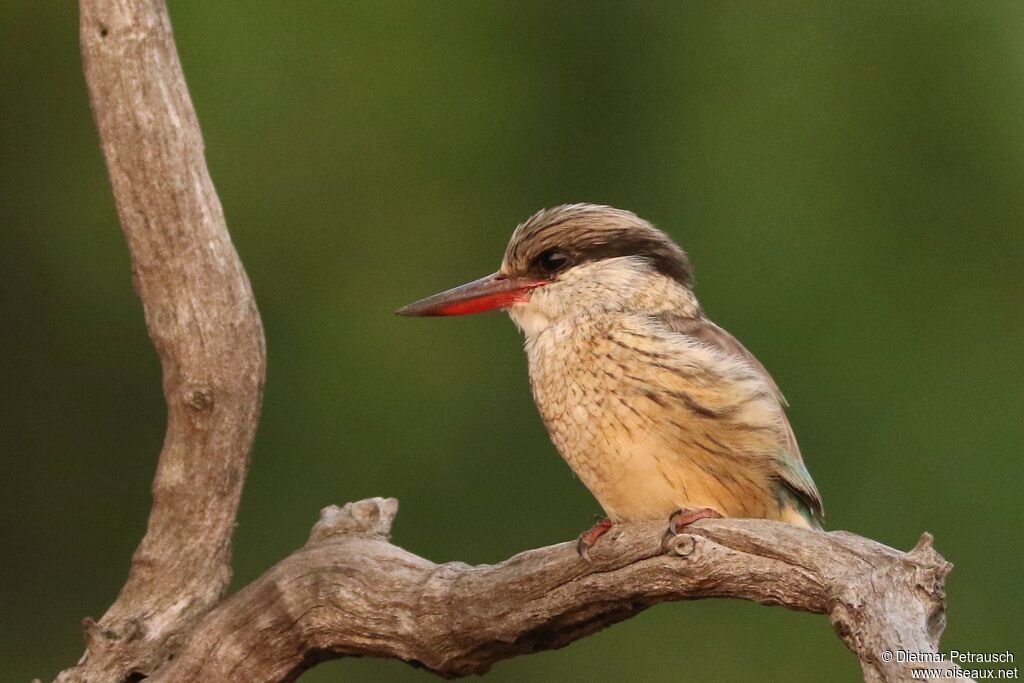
55, 1, 968, 682
58, 1, 265, 680
147, 499, 962, 683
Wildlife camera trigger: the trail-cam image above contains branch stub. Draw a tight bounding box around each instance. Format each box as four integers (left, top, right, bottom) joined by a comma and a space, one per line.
307, 498, 399, 545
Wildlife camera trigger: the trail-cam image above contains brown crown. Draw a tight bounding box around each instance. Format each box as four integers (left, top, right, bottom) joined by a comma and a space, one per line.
503, 204, 693, 286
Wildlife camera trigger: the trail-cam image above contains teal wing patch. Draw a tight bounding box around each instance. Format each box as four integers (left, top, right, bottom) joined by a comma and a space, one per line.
775, 453, 825, 529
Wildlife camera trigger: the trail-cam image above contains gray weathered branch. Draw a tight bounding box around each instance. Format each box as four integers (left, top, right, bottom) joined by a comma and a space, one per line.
148, 499, 960, 683
56, 1, 967, 682
58, 1, 265, 681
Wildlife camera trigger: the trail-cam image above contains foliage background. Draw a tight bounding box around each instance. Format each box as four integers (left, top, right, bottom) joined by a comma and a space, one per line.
2, 2, 1022, 681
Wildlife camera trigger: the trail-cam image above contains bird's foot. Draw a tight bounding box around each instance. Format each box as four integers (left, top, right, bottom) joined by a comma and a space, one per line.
576, 518, 614, 562
667, 507, 723, 531
662, 507, 723, 552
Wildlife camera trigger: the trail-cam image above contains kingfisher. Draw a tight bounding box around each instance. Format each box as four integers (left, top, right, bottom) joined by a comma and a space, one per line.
398, 204, 823, 558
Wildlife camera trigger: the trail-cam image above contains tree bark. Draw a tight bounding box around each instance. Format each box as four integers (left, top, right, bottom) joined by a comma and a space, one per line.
56, 1, 968, 682
147, 499, 961, 683
58, 1, 265, 681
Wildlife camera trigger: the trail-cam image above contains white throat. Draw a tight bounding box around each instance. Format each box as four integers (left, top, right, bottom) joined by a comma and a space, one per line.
506, 302, 553, 337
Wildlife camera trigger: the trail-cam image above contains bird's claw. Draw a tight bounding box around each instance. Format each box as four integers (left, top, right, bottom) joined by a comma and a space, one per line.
576, 536, 592, 562
667, 506, 724, 532
576, 517, 614, 562
661, 507, 723, 552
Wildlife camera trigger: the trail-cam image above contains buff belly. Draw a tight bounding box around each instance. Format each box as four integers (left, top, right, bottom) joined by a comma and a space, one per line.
547, 413, 798, 524
526, 322, 812, 527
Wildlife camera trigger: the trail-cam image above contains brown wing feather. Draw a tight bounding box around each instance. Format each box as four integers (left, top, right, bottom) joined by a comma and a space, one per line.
653, 312, 824, 519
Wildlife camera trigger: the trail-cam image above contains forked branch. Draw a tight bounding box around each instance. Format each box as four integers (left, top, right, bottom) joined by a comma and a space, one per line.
56, 1, 965, 682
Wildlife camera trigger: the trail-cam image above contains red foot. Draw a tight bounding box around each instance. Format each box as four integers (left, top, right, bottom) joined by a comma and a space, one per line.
576, 518, 614, 561
667, 507, 723, 534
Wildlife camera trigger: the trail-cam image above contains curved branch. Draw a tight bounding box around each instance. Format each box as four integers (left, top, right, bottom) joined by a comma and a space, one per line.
58, 1, 265, 680
150, 499, 962, 683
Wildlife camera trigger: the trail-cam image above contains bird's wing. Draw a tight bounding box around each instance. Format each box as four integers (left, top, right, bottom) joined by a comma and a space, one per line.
652, 312, 824, 521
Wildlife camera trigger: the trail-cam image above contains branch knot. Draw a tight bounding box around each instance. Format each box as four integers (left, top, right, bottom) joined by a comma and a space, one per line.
662, 533, 697, 557
307, 498, 399, 545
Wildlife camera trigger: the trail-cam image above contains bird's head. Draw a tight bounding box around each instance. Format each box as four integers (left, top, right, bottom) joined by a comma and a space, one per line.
397, 204, 697, 336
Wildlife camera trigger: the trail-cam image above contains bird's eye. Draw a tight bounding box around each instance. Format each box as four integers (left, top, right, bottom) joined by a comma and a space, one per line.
537, 249, 571, 274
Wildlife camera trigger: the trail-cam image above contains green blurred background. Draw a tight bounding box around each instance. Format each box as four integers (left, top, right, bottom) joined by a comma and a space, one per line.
2, 2, 1022, 681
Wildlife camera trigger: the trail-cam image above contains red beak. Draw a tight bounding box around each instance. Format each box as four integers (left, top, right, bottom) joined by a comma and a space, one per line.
396, 271, 546, 317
